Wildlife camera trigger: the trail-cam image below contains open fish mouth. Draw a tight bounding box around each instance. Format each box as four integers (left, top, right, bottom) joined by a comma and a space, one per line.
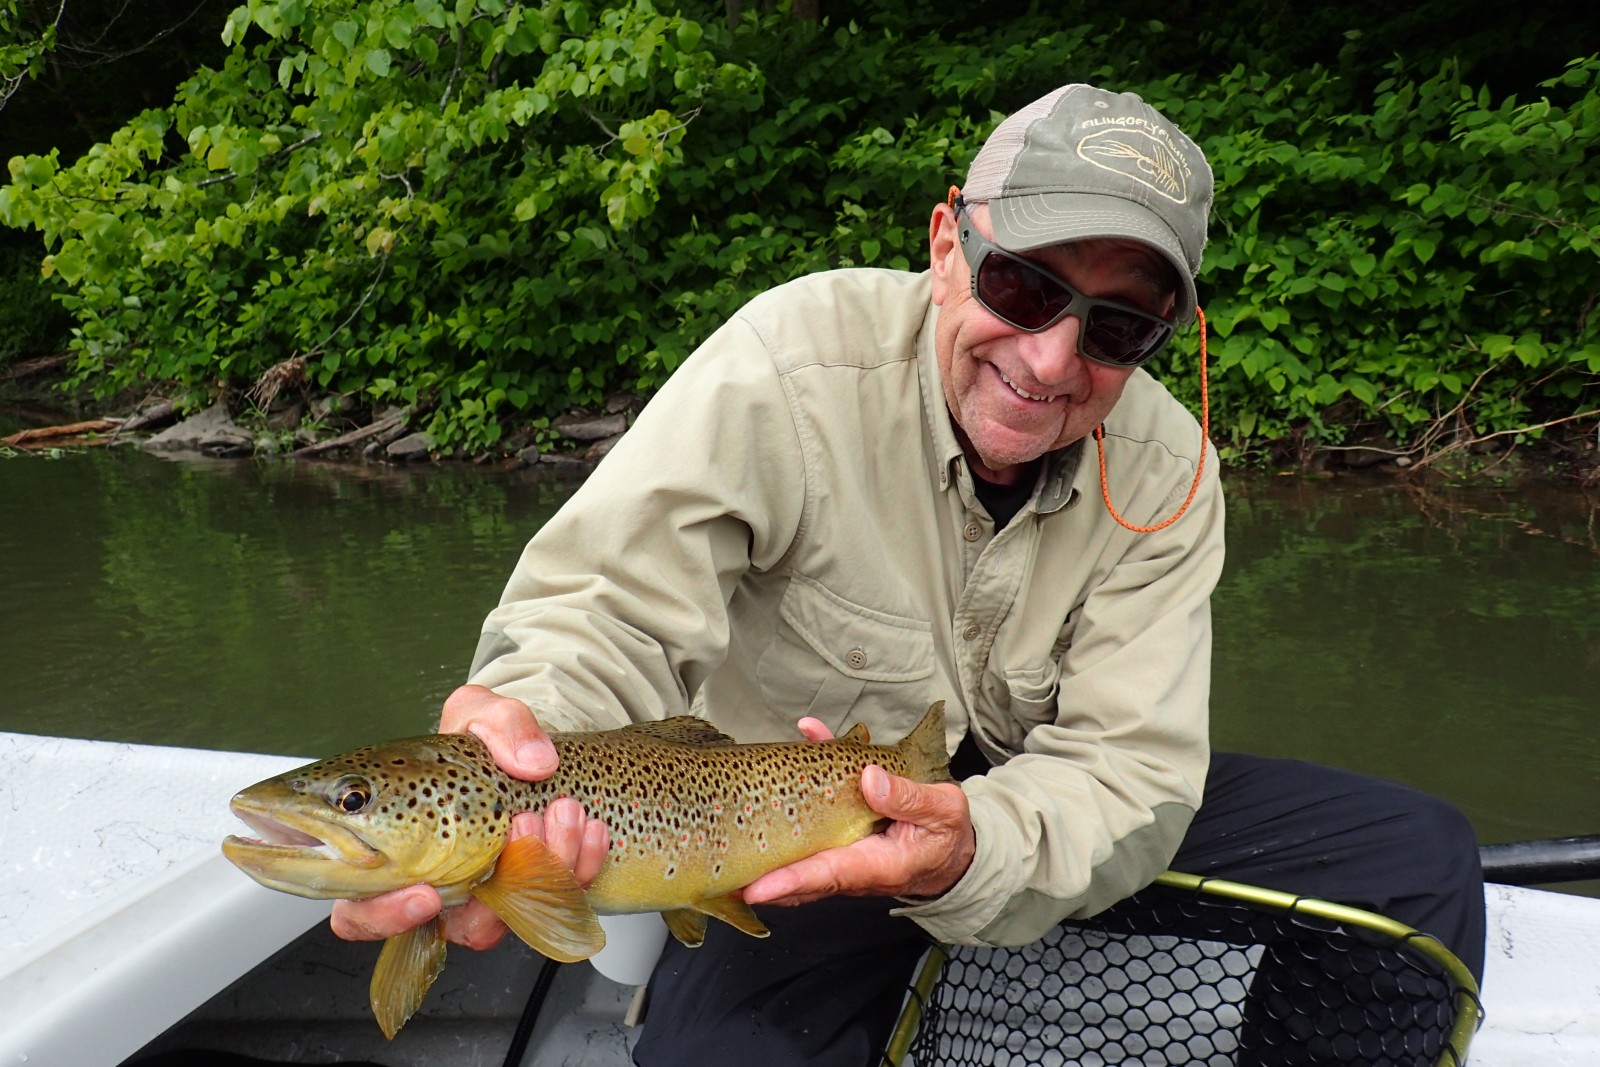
223, 795, 385, 870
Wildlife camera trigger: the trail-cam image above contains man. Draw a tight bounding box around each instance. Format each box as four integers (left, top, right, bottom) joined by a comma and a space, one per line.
333, 85, 1484, 1063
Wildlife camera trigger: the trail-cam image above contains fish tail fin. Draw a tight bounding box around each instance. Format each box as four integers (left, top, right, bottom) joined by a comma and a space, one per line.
471, 834, 606, 963
370, 916, 447, 1039
896, 700, 952, 783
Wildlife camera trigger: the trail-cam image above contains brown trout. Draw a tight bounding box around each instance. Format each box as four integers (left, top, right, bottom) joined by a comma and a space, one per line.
222, 700, 949, 1037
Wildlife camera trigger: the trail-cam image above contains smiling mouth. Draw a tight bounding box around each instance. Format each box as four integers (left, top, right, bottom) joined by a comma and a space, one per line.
997, 368, 1060, 403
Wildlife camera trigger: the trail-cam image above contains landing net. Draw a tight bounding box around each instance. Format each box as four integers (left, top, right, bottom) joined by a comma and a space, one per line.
886, 872, 1481, 1067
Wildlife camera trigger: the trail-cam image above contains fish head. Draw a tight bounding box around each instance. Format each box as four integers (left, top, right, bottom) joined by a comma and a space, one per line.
222, 734, 512, 901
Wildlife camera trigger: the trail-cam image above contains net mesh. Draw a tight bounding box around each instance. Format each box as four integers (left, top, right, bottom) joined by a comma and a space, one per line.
899, 879, 1478, 1067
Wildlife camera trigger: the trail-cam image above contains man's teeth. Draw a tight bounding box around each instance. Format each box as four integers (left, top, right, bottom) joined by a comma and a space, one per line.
999, 370, 1056, 402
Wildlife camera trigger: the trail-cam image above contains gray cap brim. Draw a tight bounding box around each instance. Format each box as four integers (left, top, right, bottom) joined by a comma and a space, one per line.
987, 191, 1198, 324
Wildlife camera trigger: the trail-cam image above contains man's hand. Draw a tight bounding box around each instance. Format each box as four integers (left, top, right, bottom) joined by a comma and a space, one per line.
329, 685, 610, 950
740, 718, 975, 906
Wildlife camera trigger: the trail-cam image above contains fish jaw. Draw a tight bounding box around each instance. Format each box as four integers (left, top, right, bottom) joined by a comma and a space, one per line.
222, 782, 391, 899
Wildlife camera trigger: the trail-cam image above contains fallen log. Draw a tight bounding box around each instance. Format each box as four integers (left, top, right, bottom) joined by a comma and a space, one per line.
1, 418, 121, 447
290, 408, 407, 459
116, 399, 182, 435
0, 353, 72, 382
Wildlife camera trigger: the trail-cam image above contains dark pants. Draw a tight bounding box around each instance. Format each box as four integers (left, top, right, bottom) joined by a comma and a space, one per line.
631, 751, 1486, 1067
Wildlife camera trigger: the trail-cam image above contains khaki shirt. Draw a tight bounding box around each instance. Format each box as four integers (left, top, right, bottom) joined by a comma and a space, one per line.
469, 268, 1225, 946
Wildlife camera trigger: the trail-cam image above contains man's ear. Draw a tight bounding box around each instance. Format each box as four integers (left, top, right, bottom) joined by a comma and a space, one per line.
928, 202, 960, 307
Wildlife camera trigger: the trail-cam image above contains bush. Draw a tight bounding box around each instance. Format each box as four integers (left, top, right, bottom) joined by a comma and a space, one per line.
1, 1, 1596, 461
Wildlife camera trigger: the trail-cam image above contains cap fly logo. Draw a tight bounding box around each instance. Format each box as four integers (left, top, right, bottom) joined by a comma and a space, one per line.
1076, 128, 1189, 204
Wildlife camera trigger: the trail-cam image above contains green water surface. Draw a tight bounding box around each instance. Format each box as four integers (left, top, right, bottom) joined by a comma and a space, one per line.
2, 447, 1596, 866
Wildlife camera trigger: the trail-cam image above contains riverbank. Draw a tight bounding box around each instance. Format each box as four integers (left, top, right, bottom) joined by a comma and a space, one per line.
4, 364, 1599, 488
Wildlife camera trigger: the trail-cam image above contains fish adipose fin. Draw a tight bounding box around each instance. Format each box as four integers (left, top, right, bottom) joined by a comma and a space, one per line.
470, 834, 606, 962
371, 916, 447, 1040
839, 722, 871, 743
617, 717, 738, 746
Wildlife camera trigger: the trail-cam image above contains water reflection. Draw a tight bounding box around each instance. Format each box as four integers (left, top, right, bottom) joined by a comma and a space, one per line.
1, 450, 1596, 878
1, 448, 575, 754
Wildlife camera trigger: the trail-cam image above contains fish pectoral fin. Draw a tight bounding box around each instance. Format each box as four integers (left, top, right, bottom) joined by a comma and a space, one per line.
370, 917, 447, 1040
697, 894, 770, 938
470, 833, 606, 963
662, 908, 708, 948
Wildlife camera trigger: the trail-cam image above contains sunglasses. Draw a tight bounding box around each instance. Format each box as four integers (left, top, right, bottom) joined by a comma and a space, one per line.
955, 208, 1176, 368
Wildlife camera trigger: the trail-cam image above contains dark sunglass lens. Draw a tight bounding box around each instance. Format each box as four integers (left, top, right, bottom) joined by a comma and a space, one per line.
976, 254, 1071, 330
1083, 310, 1171, 366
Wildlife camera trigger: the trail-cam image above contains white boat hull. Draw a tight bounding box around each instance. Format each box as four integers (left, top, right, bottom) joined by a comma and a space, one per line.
2, 732, 1595, 1066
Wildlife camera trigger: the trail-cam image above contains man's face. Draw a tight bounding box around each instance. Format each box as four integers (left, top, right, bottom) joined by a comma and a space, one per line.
928, 202, 1176, 484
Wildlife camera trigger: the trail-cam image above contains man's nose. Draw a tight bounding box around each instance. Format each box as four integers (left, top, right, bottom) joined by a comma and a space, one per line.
1016, 313, 1087, 386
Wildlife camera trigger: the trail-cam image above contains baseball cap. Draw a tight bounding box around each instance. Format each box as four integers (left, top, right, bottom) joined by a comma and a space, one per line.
961, 84, 1213, 323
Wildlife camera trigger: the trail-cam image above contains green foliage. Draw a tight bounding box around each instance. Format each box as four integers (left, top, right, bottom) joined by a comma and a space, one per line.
0, 241, 69, 364
0, 0, 61, 101
1, 1, 1596, 459
1186, 54, 1600, 461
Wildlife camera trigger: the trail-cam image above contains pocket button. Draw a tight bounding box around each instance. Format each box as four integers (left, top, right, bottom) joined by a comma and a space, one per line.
845, 647, 869, 670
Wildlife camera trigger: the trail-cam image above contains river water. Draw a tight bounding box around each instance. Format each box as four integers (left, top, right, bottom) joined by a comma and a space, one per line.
2, 445, 1596, 879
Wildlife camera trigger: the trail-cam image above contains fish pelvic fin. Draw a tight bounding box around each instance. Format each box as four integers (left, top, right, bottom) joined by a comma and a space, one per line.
370, 916, 447, 1040
661, 894, 771, 948
897, 701, 952, 783
662, 908, 707, 947
470, 834, 606, 963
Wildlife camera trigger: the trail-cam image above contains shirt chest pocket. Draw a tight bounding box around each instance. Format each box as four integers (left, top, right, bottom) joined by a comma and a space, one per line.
756, 574, 934, 733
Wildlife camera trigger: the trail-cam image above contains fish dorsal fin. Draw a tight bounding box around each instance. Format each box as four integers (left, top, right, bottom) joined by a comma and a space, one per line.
371, 917, 447, 1039
662, 908, 708, 947
470, 834, 606, 963
620, 717, 737, 747
839, 722, 871, 743
697, 894, 770, 939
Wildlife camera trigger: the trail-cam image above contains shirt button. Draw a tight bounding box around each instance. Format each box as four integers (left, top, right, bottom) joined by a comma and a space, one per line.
962, 521, 982, 542
962, 623, 982, 641
845, 648, 868, 670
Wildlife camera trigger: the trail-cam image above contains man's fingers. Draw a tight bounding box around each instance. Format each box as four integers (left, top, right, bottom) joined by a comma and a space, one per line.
795, 717, 834, 743
440, 684, 558, 780
575, 816, 611, 886
331, 886, 442, 942
439, 897, 512, 950
863, 764, 961, 826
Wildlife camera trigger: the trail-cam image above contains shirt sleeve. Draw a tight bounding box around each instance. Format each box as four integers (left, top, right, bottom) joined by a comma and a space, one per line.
896, 450, 1224, 945
465, 316, 807, 734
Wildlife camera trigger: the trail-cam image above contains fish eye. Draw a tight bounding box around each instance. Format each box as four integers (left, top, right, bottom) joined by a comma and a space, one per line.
331, 776, 374, 815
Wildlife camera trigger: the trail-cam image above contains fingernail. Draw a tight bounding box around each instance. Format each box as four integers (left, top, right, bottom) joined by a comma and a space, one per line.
517, 741, 557, 775
555, 801, 579, 828
403, 896, 435, 924
866, 765, 890, 802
